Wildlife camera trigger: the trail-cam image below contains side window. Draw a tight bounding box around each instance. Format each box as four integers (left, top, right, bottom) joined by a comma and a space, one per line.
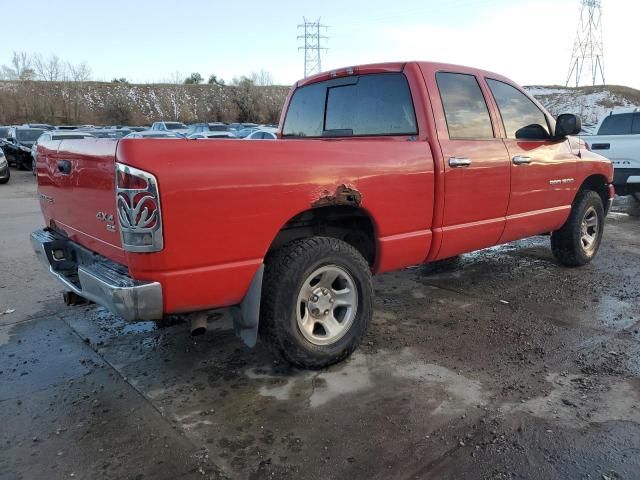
324, 74, 417, 136
282, 73, 417, 137
282, 82, 326, 137
436, 72, 494, 139
486, 79, 550, 140
599, 113, 633, 135
632, 113, 640, 135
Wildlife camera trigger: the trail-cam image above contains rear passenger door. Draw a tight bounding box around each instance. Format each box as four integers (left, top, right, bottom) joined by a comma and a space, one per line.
434, 72, 511, 259
485, 79, 577, 242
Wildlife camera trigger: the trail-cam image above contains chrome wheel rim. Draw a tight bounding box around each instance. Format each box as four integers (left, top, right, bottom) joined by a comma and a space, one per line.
295, 265, 358, 346
580, 206, 599, 254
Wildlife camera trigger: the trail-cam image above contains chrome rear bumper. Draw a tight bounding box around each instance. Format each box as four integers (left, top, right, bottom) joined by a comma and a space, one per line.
31, 229, 163, 321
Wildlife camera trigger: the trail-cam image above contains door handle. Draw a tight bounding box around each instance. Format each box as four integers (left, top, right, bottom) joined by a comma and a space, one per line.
448, 157, 472, 168
57, 160, 72, 175
512, 155, 531, 165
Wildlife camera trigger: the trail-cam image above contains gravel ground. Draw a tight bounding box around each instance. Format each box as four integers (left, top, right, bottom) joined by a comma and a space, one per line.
1, 169, 639, 480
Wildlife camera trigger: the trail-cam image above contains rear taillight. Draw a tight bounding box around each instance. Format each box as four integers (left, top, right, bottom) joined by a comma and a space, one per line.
115, 163, 163, 252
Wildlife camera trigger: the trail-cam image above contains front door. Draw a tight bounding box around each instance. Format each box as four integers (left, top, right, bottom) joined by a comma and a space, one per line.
433, 72, 511, 259
484, 79, 577, 242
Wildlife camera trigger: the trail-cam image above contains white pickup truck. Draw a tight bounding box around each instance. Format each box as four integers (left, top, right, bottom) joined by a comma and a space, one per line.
585, 110, 640, 201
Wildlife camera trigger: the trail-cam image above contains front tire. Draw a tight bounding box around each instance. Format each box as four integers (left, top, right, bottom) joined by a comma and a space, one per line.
551, 190, 604, 266
260, 237, 373, 369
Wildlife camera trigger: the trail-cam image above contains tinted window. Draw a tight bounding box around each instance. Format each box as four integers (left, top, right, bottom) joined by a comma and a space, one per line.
16, 129, 45, 141
283, 73, 417, 137
0, 127, 9, 138
632, 114, 640, 135
598, 113, 633, 135
324, 74, 417, 136
436, 72, 494, 139
486, 79, 549, 139
283, 82, 333, 137
165, 123, 186, 130
51, 134, 91, 140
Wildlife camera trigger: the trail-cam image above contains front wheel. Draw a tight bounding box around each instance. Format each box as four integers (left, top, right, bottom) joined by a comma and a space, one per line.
551, 190, 604, 266
260, 237, 373, 369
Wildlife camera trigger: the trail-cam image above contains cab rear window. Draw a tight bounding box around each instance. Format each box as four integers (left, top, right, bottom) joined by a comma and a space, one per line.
283, 73, 417, 138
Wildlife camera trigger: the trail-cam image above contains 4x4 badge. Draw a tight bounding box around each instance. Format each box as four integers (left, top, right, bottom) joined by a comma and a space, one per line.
96, 212, 116, 232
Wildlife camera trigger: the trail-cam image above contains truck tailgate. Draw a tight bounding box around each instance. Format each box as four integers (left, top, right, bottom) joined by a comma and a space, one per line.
36, 139, 125, 265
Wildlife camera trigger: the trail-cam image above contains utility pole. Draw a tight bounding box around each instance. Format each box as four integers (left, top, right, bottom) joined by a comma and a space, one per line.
297, 18, 328, 78
566, 0, 605, 87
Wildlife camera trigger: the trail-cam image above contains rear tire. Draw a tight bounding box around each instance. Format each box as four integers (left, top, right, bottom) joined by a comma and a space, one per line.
260, 237, 373, 369
0, 170, 9, 184
551, 190, 604, 266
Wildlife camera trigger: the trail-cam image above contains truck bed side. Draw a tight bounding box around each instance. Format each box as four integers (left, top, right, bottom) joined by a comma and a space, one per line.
118, 137, 435, 313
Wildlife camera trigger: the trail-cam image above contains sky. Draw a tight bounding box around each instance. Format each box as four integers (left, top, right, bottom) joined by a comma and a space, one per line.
1, 0, 637, 88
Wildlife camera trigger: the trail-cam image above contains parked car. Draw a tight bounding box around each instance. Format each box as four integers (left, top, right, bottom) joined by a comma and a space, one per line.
232, 127, 260, 138
88, 129, 131, 139
187, 132, 236, 139
31, 131, 95, 173
124, 131, 181, 139
22, 123, 54, 131
150, 121, 189, 136
584, 109, 640, 201
244, 128, 277, 140
31, 61, 613, 369
228, 123, 244, 131
0, 126, 12, 143
186, 123, 231, 136
0, 149, 9, 184
55, 125, 82, 131
3, 127, 45, 170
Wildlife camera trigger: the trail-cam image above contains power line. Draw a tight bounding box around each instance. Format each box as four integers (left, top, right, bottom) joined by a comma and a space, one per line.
297, 18, 328, 78
566, 0, 605, 87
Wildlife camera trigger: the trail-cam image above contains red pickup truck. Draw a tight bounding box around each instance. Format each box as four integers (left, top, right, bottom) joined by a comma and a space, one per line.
31, 62, 614, 368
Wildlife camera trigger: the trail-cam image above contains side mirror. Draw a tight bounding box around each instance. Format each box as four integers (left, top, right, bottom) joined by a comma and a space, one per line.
555, 113, 582, 138
515, 124, 551, 140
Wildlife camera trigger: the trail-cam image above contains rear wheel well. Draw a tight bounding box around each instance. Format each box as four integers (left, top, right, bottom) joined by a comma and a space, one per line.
268, 206, 377, 267
578, 174, 609, 208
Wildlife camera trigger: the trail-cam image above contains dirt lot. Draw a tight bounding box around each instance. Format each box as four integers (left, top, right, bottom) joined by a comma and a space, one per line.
1, 169, 639, 480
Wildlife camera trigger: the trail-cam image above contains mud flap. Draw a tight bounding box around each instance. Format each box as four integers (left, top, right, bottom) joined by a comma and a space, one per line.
230, 264, 264, 348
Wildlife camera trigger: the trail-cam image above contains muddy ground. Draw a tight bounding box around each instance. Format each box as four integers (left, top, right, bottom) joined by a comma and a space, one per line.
1, 169, 639, 480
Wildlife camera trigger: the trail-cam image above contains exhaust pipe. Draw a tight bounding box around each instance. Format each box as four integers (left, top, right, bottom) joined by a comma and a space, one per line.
189, 312, 208, 336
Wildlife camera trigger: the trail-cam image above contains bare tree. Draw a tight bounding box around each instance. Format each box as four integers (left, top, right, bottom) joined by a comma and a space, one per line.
33, 54, 65, 81
252, 69, 274, 86
0, 65, 16, 80
68, 61, 92, 82
9, 51, 35, 80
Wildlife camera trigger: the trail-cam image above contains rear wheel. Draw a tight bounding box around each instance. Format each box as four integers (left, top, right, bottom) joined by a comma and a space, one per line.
0, 169, 9, 184
551, 190, 604, 266
260, 237, 373, 369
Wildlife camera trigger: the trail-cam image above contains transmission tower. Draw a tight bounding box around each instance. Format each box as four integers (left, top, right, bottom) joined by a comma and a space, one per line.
566, 0, 605, 87
297, 18, 328, 77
